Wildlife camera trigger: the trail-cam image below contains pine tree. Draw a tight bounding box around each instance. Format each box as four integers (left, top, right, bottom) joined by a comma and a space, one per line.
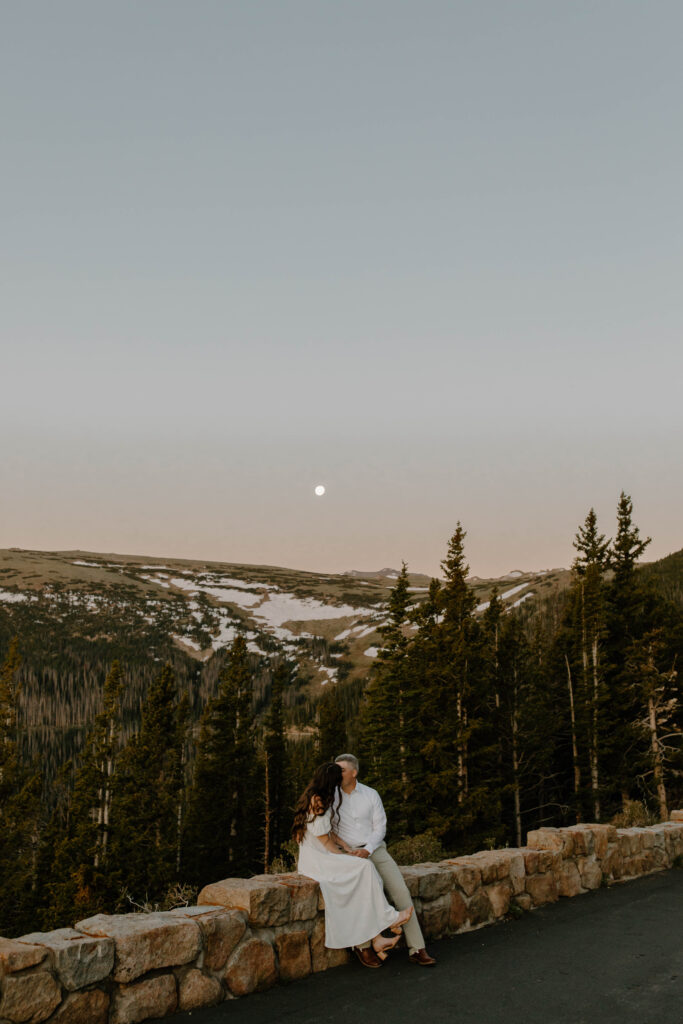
183, 634, 260, 884
46, 661, 126, 924
480, 590, 506, 836
174, 690, 191, 877
361, 563, 418, 834
263, 659, 291, 871
435, 526, 478, 826
317, 685, 347, 761
0, 637, 22, 797
603, 493, 655, 814
495, 614, 535, 846
610, 492, 652, 587
396, 575, 443, 835
573, 508, 611, 574
109, 663, 185, 902
414, 525, 488, 847
571, 508, 610, 819
624, 629, 680, 819
0, 638, 43, 935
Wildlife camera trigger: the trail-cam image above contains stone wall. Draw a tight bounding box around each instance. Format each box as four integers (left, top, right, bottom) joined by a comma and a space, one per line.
1, 814, 682, 1024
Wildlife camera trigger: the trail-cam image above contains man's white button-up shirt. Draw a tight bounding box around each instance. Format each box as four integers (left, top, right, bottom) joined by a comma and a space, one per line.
335, 781, 387, 855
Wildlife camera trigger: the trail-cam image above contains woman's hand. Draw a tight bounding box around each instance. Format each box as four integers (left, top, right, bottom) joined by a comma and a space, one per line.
318, 834, 345, 854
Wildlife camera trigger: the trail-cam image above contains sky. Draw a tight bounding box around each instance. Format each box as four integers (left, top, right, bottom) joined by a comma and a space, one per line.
2, 1, 682, 578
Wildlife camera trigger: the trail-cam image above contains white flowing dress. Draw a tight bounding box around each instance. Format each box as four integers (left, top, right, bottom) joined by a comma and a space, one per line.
297, 808, 400, 948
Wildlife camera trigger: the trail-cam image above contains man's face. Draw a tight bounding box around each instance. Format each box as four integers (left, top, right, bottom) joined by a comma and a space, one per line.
337, 760, 357, 787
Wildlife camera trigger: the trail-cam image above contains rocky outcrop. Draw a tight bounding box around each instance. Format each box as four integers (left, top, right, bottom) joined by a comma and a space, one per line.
0, 815, 681, 1024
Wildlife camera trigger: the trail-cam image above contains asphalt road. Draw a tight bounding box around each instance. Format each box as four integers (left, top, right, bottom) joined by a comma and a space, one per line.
164, 870, 683, 1024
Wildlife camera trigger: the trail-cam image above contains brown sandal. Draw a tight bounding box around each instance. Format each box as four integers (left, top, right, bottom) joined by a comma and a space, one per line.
372, 933, 402, 961
390, 906, 414, 934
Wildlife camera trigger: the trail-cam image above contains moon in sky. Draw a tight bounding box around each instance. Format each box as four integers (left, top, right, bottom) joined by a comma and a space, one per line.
314, 484, 326, 497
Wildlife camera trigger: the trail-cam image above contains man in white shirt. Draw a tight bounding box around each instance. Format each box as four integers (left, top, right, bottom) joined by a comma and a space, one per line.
333, 753, 436, 968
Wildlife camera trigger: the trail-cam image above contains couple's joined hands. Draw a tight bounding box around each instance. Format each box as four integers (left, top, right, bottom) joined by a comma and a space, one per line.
331, 833, 369, 858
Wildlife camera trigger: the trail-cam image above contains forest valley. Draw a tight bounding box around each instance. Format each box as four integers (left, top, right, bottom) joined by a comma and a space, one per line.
0, 493, 681, 938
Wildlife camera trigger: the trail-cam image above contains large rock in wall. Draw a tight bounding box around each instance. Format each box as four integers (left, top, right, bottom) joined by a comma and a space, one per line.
0, 816, 681, 1024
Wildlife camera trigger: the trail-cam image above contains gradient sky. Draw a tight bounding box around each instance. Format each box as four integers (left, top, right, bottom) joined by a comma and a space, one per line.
2, 1, 681, 578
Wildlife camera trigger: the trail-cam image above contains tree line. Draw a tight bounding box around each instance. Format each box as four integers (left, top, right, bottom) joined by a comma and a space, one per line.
0, 492, 680, 937
360, 493, 682, 850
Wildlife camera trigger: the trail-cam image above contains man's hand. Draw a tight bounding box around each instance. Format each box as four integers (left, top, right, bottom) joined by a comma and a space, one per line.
352, 848, 370, 859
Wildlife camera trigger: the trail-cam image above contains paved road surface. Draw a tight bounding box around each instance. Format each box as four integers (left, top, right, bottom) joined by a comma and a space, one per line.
164, 870, 683, 1024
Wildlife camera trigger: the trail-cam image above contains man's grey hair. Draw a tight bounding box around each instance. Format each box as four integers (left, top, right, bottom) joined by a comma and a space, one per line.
335, 753, 359, 773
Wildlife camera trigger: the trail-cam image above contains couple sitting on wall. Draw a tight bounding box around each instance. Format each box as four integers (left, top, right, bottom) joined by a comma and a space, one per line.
292, 754, 436, 968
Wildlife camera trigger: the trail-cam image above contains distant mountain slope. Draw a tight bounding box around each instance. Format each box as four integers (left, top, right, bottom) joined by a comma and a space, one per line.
0, 548, 393, 677
0, 548, 571, 671
640, 547, 683, 607
0, 547, 575, 778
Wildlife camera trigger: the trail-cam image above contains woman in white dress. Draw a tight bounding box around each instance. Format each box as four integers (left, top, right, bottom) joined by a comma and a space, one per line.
293, 763, 412, 960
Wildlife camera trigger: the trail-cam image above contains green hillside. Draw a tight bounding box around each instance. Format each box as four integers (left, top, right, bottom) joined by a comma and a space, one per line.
640, 547, 683, 607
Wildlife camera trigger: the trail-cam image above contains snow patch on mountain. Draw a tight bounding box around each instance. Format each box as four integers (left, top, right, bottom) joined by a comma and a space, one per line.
210, 616, 241, 649
172, 634, 203, 652
200, 575, 276, 592
0, 589, 29, 603
140, 575, 170, 588
252, 594, 373, 629
500, 583, 529, 600
333, 616, 386, 641
355, 622, 381, 638
166, 577, 263, 607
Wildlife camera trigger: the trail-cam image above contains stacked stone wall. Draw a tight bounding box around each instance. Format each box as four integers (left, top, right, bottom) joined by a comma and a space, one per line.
1, 816, 682, 1024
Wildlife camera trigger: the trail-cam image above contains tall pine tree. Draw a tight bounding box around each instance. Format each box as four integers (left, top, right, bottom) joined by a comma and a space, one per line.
183, 634, 260, 884
46, 661, 126, 924
603, 493, 654, 814
109, 663, 186, 903
0, 638, 43, 935
361, 563, 419, 835
571, 507, 610, 819
263, 659, 291, 871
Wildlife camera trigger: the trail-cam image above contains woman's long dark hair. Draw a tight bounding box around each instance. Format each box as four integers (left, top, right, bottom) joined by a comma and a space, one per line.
292, 762, 342, 843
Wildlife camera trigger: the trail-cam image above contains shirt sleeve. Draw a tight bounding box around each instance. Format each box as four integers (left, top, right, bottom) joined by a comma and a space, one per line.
363, 789, 387, 854
308, 808, 332, 836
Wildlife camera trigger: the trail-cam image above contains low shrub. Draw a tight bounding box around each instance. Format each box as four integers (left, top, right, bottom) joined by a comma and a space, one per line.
610, 800, 658, 828
387, 830, 446, 866
267, 839, 299, 874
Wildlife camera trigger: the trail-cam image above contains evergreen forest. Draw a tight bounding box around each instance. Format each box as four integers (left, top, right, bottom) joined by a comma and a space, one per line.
0, 493, 681, 938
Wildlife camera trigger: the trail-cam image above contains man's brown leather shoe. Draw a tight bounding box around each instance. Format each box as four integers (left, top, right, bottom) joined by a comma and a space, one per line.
409, 948, 437, 966
354, 946, 383, 968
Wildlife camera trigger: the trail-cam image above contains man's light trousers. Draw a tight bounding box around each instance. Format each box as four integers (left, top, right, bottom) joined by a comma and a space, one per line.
357, 842, 426, 954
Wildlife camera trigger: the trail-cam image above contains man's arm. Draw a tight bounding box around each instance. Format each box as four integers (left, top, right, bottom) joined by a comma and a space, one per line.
356, 788, 387, 856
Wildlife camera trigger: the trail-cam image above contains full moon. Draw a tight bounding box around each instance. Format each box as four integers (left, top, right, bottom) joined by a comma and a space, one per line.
314, 484, 326, 497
